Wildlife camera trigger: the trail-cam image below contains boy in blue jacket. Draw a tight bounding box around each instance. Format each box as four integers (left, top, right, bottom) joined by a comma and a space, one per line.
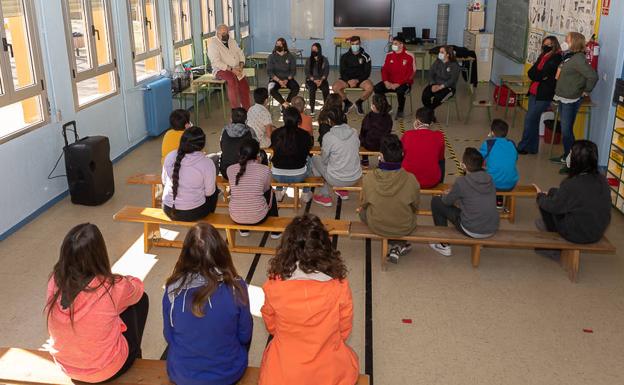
480, 119, 519, 208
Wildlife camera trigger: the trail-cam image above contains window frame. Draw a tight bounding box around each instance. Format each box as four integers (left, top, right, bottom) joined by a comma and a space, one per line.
221, 0, 234, 30
62, 0, 119, 111
0, 0, 50, 144
201, 0, 217, 38
127, 0, 163, 84
170, 0, 194, 66
239, 0, 249, 38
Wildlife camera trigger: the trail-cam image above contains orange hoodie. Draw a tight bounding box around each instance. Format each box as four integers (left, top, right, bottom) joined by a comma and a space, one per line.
46, 275, 144, 383
259, 276, 359, 385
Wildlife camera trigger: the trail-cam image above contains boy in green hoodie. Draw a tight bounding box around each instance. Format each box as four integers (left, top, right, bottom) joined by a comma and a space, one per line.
358, 134, 420, 263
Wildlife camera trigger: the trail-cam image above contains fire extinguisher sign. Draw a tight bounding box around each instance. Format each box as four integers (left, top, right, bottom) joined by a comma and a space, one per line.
602, 0, 611, 15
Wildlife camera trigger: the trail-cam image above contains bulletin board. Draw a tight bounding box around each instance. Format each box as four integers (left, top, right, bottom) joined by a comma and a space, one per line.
526, 0, 601, 64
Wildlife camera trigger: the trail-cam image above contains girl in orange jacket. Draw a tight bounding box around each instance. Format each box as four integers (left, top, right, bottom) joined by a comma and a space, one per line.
260, 214, 360, 385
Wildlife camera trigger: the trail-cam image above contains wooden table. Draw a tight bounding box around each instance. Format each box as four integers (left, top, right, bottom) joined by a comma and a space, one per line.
406, 44, 435, 83
192, 73, 227, 121
499, 74, 531, 118
506, 83, 530, 128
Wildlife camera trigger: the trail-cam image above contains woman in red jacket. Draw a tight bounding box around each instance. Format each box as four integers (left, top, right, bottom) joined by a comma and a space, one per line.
260, 214, 359, 385
401, 107, 446, 188
46, 223, 148, 383
373, 35, 416, 120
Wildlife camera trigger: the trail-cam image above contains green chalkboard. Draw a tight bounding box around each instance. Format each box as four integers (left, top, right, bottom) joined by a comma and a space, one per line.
493, 0, 530, 63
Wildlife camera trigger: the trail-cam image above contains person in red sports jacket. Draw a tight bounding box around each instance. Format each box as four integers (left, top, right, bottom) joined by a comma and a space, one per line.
374, 35, 416, 120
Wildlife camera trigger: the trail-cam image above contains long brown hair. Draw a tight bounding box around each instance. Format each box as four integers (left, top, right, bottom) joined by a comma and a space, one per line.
46, 223, 121, 323
318, 94, 343, 125
268, 214, 348, 280
274, 37, 289, 53
165, 224, 247, 317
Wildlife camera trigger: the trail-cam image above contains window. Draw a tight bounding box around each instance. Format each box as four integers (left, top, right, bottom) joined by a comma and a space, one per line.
0, 0, 48, 142
171, 0, 193, 65
201, 0, 216, 37
221, 0, 233, 29
128, 0, 162, 83
63, 0, 118, 109
239, 0, 249, 38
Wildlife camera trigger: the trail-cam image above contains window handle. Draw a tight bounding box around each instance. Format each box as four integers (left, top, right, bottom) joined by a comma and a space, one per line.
2, 38, 14, 58
182, 12, 187, 21
145, 17, 152, 30
91, 25, 100, 41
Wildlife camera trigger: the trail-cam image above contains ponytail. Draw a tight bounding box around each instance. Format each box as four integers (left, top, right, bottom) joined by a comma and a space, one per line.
171, 150, 186, 212
235, 138, 261, 186
169, 126, 206, 212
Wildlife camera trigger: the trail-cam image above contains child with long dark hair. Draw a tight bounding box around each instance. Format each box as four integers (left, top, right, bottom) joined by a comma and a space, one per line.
359, 93, 392, 166
304, 43, 330, 113
163, 223, 252, 385
227, 138, 280, 238
271, 107, 314, 203
533, 140, 611, 246
259, 214, 359, 385
46, 224, 148, 383
162, 126, 219, 222
220, 108, 258, 178
317, 93, 343, 146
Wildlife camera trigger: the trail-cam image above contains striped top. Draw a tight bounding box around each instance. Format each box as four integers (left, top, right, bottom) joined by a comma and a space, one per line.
226, 161, 273, 224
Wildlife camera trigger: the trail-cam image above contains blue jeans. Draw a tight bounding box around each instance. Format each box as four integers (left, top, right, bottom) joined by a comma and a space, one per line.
518, 95, 551, 154
559, 98, 583, 157
272, 165, 311, 193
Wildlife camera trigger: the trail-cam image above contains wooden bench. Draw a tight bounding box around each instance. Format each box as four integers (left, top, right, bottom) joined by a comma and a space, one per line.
264, 146, 380, 157
215, 175, 323, 209
0, 347, 370, 385
334, 181, 537, 223
127, 174, 324, 210
349, 221, 615, 282
113, 206, 350, 255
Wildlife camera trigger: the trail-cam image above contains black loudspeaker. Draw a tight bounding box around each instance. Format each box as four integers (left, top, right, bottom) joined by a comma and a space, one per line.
62, 121, 115, 206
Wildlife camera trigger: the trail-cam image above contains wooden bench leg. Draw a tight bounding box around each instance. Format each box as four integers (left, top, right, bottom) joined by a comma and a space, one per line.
381, 238, 389, 271
507, 196, 516, 224
471, 245, 482, 267
293, 187, 300, 210
150, 185, 158, 208
225, 228, 236, 250
143, 223, 159, 253
560, 249, 580, 283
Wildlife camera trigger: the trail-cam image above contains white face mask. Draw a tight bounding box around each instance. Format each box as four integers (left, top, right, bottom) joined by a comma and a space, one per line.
438, 52, 446, 61
391, 44, 399, 52
565, 152, 571, 168
560, 42, 570, 52
351, 44, 360, 53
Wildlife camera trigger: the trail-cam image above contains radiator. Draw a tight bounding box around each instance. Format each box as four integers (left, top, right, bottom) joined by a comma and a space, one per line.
143, 77, 173, 137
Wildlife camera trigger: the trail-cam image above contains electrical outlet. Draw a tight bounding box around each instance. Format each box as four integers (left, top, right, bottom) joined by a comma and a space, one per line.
56, 109, 62, 122
602, 72, 608, 81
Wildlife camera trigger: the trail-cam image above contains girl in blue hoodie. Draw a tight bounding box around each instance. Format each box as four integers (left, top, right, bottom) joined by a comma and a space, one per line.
163, 223, 253, 385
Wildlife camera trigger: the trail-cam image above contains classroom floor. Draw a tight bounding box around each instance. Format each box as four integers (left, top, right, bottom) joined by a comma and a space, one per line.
1, 69, 624, 385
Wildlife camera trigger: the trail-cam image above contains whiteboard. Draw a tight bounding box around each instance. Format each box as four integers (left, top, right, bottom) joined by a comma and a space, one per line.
291, 0, 325, 40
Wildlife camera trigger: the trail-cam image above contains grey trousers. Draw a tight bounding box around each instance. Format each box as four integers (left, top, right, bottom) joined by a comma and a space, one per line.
311, 155, 359, 197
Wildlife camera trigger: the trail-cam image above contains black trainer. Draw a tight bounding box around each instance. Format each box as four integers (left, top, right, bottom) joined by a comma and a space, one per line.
355, 100, 365, 115
343, 99, 353, 114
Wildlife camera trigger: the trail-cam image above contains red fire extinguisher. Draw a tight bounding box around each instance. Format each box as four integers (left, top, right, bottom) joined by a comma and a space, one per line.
585, 34, 600, 70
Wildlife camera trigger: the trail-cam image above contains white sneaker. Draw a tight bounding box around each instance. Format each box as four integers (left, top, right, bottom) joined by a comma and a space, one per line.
301, 191, 312, 203
238, 230, 250, 237
429, 243, 452, 256
270, 232, 282, 240
274, 190, 286, 202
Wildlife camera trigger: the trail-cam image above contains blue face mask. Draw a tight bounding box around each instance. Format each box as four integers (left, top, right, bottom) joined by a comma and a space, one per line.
351, 44, 360, 53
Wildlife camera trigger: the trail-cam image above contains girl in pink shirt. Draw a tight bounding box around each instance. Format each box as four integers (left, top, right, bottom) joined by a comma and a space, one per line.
45, 223, 149, 383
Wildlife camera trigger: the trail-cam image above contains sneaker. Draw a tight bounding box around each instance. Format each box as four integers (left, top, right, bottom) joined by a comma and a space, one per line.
496, 196, 504, 209
394, 111, 405, 120
301, 191, 313, 203
238, 230, 250, 237
549, 155, 566, 164
343, 99, 353, 114
429, 242, 452, 256
395, 242, 413, 256
387, 247, 400, 264
274, 190, 286, 202
355, 100, 365, 115
558, 166, 570, 175
270, 232, 282, 240
313, 194, 333, 207
334, 190, 349, 200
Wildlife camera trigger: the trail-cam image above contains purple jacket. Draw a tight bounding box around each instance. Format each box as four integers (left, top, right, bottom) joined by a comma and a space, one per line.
162, 151, 216, 210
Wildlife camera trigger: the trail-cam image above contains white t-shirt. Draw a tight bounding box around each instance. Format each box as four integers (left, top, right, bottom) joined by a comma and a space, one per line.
246, 103, 273, 148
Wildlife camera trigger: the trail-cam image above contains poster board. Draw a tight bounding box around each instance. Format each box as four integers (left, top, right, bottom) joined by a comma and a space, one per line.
526, 0, 599, 64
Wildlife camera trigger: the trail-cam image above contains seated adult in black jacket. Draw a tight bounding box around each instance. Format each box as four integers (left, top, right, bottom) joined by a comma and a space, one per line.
518, 36, 563, 154
533, 140, 611, 249
332, 36, 373, 116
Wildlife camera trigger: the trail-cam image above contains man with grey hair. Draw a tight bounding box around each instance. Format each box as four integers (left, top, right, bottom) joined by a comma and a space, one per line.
207, 24, 250, 109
